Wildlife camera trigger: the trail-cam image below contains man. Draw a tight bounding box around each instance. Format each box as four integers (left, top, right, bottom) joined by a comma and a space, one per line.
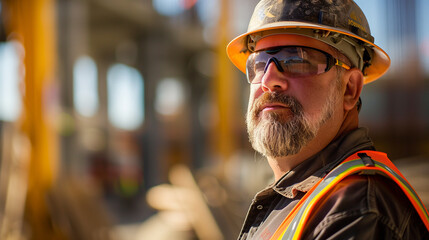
226, 0, 429, 239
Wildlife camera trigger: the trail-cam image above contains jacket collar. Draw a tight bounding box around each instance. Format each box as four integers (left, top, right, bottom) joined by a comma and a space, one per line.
269, 127, 375, 199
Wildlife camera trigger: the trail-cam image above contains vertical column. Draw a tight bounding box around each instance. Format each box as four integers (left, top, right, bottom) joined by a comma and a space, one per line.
212, 0, 238, 164
4, 0, 63, 239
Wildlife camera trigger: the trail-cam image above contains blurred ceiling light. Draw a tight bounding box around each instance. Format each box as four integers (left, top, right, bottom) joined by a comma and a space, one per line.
196, 0, 219, 46
153, 0, 185, 16
73, 56, 99, 117
155, 78, 186, 117
196, 0, 218, 24
153, 0, 199, 16
107, 64, 144, 131
0, 41, 23, 122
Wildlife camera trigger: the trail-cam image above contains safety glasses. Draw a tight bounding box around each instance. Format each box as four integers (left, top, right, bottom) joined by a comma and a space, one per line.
246, 46, 351, 84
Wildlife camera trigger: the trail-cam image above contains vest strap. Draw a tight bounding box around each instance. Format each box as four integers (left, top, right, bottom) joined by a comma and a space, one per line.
269, 150, 429, 240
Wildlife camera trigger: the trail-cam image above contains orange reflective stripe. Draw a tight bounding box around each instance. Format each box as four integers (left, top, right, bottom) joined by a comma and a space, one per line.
364, 152, 429, 230
270, 150, 429, 240
345, 151, 429, 231
269, 177, 323, 240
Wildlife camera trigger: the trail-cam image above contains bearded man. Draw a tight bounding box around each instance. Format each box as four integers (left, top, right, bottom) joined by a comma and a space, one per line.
226, 0, 429, 239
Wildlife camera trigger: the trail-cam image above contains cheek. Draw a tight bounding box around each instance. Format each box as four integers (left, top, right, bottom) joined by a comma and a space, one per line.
297, 84, 342, 122
248, 85, 263, 109
295, 84, 326, 115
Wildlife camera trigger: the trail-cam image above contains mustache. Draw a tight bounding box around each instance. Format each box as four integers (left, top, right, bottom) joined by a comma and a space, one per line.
251, 92, 303, 115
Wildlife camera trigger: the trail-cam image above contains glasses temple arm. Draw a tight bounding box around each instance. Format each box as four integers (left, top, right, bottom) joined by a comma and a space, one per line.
335, 59, 351, 70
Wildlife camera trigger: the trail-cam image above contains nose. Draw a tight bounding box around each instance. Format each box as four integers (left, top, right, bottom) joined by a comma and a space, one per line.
260, 61, 288, 93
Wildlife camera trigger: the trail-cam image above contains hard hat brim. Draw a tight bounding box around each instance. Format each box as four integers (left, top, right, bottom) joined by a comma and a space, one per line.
227, 22, 391, 84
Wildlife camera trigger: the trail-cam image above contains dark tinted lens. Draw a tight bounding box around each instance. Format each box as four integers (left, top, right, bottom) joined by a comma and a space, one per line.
278, 47, 329, 77
246, 51, 272, 83
246, 53, 256, 83
246, 46, 333, 83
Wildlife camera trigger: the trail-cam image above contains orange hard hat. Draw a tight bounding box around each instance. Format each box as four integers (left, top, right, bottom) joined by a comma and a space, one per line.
227, 0, 390, 84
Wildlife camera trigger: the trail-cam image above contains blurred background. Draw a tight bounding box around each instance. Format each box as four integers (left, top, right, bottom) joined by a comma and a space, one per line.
0, 0, 428, 239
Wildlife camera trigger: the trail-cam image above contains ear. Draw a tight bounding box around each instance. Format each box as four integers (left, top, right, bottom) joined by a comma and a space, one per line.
343, 68, 364, 111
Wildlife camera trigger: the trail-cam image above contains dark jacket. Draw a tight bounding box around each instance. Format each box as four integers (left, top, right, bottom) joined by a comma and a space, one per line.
239, 128, 429, 240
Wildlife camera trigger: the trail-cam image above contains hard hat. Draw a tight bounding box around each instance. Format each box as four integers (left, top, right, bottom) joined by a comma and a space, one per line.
227, 0, 390, 84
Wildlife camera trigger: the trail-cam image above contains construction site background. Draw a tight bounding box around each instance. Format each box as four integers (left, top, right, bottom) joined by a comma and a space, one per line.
0, 0, 428, 239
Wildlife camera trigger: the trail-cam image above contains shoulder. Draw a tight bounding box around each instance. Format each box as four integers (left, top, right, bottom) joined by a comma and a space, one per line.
302, 174, 429, 239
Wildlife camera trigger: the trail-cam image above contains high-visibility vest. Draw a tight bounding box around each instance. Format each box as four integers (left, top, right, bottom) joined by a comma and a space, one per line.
269, 150, 429, 240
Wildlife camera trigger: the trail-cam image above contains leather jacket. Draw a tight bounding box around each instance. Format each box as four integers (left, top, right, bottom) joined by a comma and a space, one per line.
238, 128, 429, 240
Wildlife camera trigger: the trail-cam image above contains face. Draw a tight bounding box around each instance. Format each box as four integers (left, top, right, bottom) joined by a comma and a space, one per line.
246, 34, 345, 158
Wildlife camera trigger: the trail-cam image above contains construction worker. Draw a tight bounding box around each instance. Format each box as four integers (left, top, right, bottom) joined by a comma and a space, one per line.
227, 0, 429, 239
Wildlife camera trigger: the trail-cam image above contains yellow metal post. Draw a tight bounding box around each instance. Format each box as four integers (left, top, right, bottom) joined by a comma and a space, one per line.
213, 0, 238, 162
3, 0, 62, 239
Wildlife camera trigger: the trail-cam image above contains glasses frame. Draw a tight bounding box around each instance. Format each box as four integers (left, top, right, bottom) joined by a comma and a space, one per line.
246, 46, 351, 84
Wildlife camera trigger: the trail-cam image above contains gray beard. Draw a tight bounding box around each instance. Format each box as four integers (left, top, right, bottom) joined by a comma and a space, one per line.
246, 92, 336, 158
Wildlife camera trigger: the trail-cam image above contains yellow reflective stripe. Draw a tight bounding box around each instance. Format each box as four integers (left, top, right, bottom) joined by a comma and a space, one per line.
277, 151, 429, 240
293, 163, 429, 239
277, 159, 365, 240
291, 160, 365, 239
371, 161, 429, 229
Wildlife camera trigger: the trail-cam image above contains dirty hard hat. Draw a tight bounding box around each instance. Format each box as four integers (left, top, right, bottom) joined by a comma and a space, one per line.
227, 0, 390, 84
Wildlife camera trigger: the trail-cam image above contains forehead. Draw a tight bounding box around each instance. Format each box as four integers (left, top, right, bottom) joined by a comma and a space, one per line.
255, 34, 334, 54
